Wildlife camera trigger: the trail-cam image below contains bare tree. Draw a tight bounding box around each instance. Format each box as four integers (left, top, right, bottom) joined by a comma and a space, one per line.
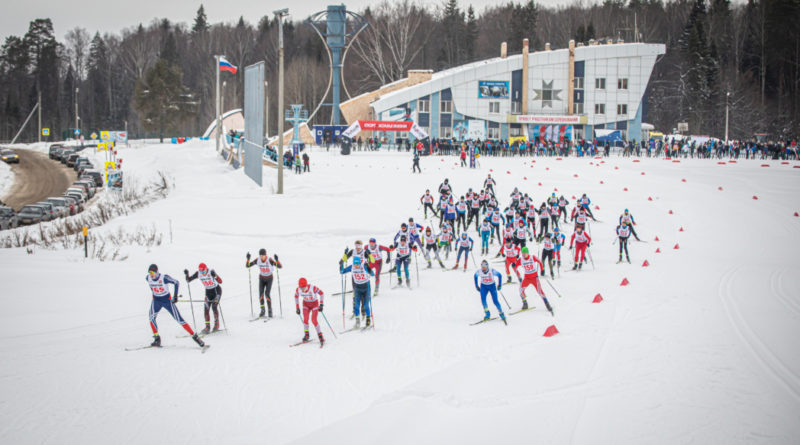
65, 27, 90, 80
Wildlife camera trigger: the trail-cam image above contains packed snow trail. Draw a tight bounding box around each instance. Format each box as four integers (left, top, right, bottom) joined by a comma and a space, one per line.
0, 141, 798, 444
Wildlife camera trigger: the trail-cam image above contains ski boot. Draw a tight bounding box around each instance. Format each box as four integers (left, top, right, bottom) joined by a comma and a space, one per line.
578, 262, 583, 269
150, 334, 161, 347
406, 277, 411, 288
463, 263, 468, 271
438, 260, 446, 268
483, 310, 491, 321
191, 333, 205, 347
557, 260, 561, 267
522, 299, 529, 310
354, 317, 361, 329
318, 333, 325, 347
572, 264, 578, 270
201, 325, 211, 335
213, 321, 220, 332
626, 256, 631, 264
506, 275, 513, 284
302, 331, 310, 342
452, 264, 459, 270
259, 306, 266, 318
427, 261, 432, 269
550, 270, 555, 279
500, 313, 508, 325
544, 298, 554, 316
268, 309, 273, 318
374, 282, 380, 296
366, 316, 372, 327
397, 277, 403, 286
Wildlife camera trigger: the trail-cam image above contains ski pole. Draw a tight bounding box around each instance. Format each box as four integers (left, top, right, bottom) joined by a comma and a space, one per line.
414, 250, 420, 287
247, 266, 254, 319
470, 249, 477, 267
587, 246, 595, 270
275, 267, 283, 318
543, 278, 563, 298
341, 273, 345, 329
368, 284, 375, 329
320, 310, 338, 339
185, 279, 198, 332
218, 301, 229, 335
499, 289, 512, 310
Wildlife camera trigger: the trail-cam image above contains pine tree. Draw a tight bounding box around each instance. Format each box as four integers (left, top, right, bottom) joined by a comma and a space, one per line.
192, 4, 210, 34
508, 0, 538, 52
161, 32, 179, 67
465, 5, 477, 61
87, 33, 110, 131
134, 58, 194, 142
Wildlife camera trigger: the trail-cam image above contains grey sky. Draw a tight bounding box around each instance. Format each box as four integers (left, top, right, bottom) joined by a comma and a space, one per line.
1, 0, 568, 42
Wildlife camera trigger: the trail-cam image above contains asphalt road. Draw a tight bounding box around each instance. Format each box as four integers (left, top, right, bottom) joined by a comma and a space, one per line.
1, 149, 76, 211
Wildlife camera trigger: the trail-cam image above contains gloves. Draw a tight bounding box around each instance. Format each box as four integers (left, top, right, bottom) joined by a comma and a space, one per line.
172, 294, 179, 302
341, 253, 348, 262
569, 245, 573, 250
274, 254, 279, 261
246, 252, 251, 260
475, 286, 480, 292
319, 303, 324, 312
184, 269, 189, 276
498, 286, 502, 291
296, 307, 301, 315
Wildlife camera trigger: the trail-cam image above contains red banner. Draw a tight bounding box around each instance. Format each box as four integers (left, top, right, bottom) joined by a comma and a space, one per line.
358, 120, 414, 131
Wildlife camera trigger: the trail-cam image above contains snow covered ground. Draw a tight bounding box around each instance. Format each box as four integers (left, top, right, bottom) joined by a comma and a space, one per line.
0, 160, 12, 199
1, 141, 799, 444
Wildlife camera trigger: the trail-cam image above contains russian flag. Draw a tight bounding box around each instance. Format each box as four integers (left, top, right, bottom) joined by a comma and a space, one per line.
219, 57, 237, 74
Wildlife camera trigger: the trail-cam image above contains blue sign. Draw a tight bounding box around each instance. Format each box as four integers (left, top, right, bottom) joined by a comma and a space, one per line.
478, 80, 509, 99
74, 128, 80, 136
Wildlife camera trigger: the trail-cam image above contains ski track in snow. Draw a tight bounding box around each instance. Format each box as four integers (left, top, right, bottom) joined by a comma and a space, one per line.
1, 142, 799, 444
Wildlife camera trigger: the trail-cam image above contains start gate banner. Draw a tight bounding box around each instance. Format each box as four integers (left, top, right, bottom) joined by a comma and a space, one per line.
342, 120, 429, 140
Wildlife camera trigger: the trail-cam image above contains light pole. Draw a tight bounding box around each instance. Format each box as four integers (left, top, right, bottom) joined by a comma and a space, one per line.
74, 87, 79, 139
725, 91, 730, 144
274, 8, 289, 194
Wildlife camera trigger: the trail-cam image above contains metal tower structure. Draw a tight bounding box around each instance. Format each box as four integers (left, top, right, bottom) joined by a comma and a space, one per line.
306, 4, 368, 125
285, 104, 308, 156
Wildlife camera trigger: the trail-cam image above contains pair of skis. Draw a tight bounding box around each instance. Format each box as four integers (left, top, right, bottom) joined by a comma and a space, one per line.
125, 344, 210, 353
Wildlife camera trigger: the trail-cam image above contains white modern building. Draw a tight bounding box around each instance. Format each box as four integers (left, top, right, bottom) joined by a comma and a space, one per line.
340, 39, 665, 144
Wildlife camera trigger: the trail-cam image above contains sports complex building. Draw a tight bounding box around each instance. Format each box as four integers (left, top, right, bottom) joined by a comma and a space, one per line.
340, 39, 665, 145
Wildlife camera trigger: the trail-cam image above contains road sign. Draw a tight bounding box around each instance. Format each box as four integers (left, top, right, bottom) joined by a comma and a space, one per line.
91, 132, 98, 140
74, 128, 80, 136
100, 131, 109, 140
42, 128, 50, 136
677, 122, 688, 132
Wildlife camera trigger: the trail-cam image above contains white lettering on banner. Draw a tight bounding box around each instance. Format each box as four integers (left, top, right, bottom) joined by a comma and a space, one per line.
515, 115, 583, 124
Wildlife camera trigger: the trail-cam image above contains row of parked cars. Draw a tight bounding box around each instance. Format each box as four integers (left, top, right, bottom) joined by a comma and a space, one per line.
0, 144, 104, 230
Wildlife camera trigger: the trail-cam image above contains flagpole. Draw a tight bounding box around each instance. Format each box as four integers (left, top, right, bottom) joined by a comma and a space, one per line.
215, 55, 221, 153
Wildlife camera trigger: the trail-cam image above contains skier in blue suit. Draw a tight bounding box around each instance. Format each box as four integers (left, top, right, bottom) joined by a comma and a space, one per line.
473, 260, 507, 324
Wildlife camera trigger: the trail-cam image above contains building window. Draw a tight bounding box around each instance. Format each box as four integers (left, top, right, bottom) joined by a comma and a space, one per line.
510, 126, 522, 137
511, 101, 522, 114
595, 103, 605, 114
418, 98, 430, 113
573, 77, 584, 89
440, 100, 452, 113
395, 131, 408, 141
595, 78, 606, 89
573, 103, 584, 114
488, 126, 500, 139
542, 89, 552, 101
489, 102, 500, 113
617, 104, 628, 115
617, 78, 628, 90
440, 126, 452, 138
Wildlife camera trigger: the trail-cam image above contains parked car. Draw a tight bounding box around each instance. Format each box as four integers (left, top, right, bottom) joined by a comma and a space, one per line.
81, 170, 104, 187
77, 163, 95, 176
0, 206, 19, 229
58, 149, 75, 163
1, 149, 20, 164
62, 195, 83, 213
73, 157, 90, 171
48, 144, 64, 159
66, 153, 80, 167
17, 205, 45, 225
34, 201, 58, 220
64, 191, 86, 207
72, 181, 95, 199
45, 197, 72, 217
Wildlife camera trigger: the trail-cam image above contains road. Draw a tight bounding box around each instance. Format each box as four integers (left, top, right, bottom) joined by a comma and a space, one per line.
1, 149, 76, 211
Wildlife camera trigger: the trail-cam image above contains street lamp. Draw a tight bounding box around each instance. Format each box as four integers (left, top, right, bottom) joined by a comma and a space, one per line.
74, 87, 79, 139
725, 91, 730, 144
274, 8, 289, 194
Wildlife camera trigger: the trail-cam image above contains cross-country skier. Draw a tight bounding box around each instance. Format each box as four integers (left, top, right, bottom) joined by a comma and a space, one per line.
146, 264, 205, 348
549, 204, 560, 230
516, 248, 554, 314
537, 203, 550, 241
453, 231, 474, 271
479, 218, 492, 255
422, 227, 446, 268
569, 226, 592, 270
617, 221, 632, 263
619, 209, 641, 241
547, 192, 559, 207
513, 218, 530, 247
438, 226, 454, 259
455, 196, 468, 234
474, 260, 507, 324
438, 178, 452, 196
185, 263, 223, 334
488, 206, 505, 244
246, 249, 283, 318
341, 240, 373, 315
412, 149, 421, 173
552, 227, 566, 270
540, 233, 556, 279
294, 278, 325, 346
340, 256, 374, 328
578, 193, 597, 220
467, 191, 482, 230
571, 205, 589, 231
366, 238, 391, 295
407, 218, 425, 250
558, 195, 569, 223
483, 174, 496, 195
500, 237, 522, 283
444, 196, 457, 229
390, 235, 417, 287
420, 190, 437, 218
393, 223, 411, 246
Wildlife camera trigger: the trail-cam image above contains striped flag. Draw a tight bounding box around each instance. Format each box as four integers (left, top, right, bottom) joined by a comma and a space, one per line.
219, 57, 237, 74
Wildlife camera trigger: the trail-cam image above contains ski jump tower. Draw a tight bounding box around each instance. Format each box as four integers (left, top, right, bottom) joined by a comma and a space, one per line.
306, 5, 368, 125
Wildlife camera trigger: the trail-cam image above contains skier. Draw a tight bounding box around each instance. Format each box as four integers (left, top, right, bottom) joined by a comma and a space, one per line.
184, 263, 223, 334
513, 218, 530, 248
420, 190, 437, 219
444, 196, 457, 229
510, 187, 522, 207
479, 218, 492, 255
540, 233, 556, 279
412, 149, 421, 173
549, 204, 560, 230
617, 221, 632, 263
145, 264, 205, 348
438, 178, 452, 196
619, 209, 641, 241
488, 206, 505, 244
467, 191, 482, 230
341, 240, 373, 315
455, 196, 468, 234
558, 195, 569, 223
365, 238, 391, 295
339, 256, 374, 328
569, 225, 592, 270
390, 235, 416, 287
500, 237, 522, 283
407, 217, 425, 250
537, 203, 550, 241
547, 192, 559, 207
294, 278, 325, 346
245, 248, 283, 318
578, 193, 597, 220
474, 260, 507, 325
552, 227, 566, 270
483, 174, 496, 195
422, 227, 446, 268
393, 223, 411, 246
438, 225, 453, 260
571, 205, 589, 231
453, 231, 474, 271
516, 248, 554, 314
437, 194, 449, 228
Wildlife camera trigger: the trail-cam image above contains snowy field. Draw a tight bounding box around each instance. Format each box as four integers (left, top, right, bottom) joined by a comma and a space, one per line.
0, 160, 12, 199
1, 141, 799, 444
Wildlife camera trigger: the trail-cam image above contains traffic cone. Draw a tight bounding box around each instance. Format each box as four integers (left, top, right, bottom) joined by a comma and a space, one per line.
668, 210, 673, 215
538, 182, 542, 186
524, 176, 527, 180
543, 325, 559, 337
507, 170, 511, 174
679, 227, 684, 232
654, 236, 659, 241
753, 196, 758, 200
574, 174, 578, 177
656, 248, 661, 253
641, 172, 645, 175
642, 260, 650, 267
592, 294, 604, 303
681, 178, 687, 182
620, 278, 630, 286
795, 212, 799, 217
718, 186, 723, 191
673, 243, 680, 249
624, 187, 629, 191
594, 205, 600, 210
615, 166, 619, 170
648, 196, 653, 201
600, 181, 604, 184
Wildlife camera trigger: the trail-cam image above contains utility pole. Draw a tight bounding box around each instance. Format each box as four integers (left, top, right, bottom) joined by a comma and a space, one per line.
75, 87, 79, 138
725, 91, 730, 143
37, 90, 42, 143
215, 55, 221, 153
264, 81, 269, 142
274, 8, 289, 194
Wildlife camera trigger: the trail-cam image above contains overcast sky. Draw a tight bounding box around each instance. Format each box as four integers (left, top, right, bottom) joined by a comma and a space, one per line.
2, 0, 568, 42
